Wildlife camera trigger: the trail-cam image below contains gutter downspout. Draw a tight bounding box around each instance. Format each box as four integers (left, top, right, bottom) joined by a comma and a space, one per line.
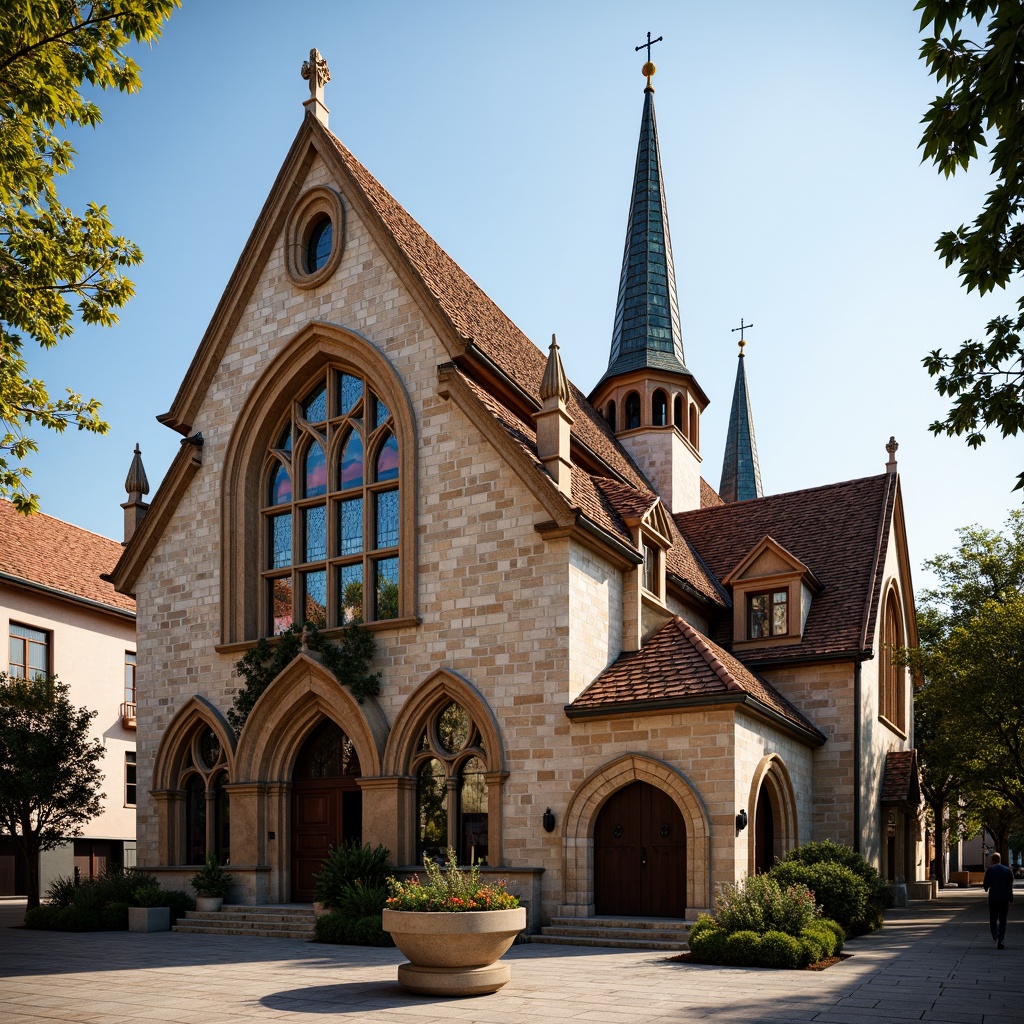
853, 661, 862, 853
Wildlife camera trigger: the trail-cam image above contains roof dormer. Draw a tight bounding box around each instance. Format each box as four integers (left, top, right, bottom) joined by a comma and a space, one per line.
723, 536, 823, 649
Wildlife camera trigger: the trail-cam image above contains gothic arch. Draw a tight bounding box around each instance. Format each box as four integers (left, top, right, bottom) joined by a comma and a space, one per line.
746, 753, 798, 875
561, 754, 712, 914
153, 695, 236, 791
233, 652, 387, 783
220, 320, 418, 644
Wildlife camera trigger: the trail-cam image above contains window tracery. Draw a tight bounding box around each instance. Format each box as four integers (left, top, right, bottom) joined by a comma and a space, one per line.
880, 589, 905, 732
261, 368, 401, 634
181, 725, 230, 865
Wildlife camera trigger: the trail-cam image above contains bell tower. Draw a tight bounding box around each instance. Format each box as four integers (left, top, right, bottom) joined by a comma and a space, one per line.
589, 44, 708, 513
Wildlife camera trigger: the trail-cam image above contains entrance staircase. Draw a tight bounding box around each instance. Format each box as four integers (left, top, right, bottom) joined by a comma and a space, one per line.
173, 904, 315, 940
532, 915, 692, 951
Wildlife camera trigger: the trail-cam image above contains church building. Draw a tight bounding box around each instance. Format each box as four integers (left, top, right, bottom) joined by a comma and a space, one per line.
109, 50, 921, 928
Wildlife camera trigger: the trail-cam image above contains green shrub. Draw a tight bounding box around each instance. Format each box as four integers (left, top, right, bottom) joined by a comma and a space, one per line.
163, 889, 195, 924
778, 840, 887, 922
43, 874, 80, 908
804, 922, 837, 958
313, 841, 392, 909
818, 917, 845, 952
71, 881, 108, 911
314, 909, 394, 946
799, 927, 828, 965
770, 861, 868, 933
336, 881, 388, 918
101, 902, 129, 930
97, 865, 158, 905
386, 848, 519, 912
190, 854, 234, 898
24, 905, 62, 929
687, 913, 717, 941
56, 906, 104, 931
715, 873, 819, 936
131, 885, 166, 908
722, 930, 762, 966
687, 925, 728, 963
759, 930, 803, 969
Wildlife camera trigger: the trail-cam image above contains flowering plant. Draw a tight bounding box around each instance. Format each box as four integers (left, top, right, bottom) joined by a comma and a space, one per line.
385, 848, 519, 912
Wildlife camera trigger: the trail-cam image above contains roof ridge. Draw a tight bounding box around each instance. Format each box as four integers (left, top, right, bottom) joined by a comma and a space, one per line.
675, 617, 742, 691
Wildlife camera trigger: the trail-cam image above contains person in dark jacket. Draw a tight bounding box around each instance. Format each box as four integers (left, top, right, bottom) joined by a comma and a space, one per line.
983, 852, 1015, 949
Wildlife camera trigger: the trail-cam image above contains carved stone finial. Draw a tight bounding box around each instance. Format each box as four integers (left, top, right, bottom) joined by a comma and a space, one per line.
300, 48, 331, 126
540, 333, 571, 405
885, 435, 899, 474
124, 443, 149, 498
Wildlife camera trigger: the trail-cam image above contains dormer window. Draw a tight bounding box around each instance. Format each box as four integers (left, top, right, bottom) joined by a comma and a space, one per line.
749, 590, 788, 639
643, 542, 660, 597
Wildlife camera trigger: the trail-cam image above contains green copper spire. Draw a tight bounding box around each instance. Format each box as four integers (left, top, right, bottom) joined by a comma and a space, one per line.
720, 336, 763, 503
600, 74, 688, 385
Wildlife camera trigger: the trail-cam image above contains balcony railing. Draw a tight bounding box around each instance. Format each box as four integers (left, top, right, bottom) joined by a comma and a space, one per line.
120, 702, 136, 729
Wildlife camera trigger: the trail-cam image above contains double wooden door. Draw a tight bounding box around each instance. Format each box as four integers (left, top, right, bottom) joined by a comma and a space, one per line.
291, 779, 362, 902
594, 781, 686, 917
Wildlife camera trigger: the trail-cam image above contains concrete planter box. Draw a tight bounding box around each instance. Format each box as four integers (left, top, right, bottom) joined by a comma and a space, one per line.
906, 881, 933, 901
128, 907, 170, 933
195, 897, 224, 913
382, 907, 526, 996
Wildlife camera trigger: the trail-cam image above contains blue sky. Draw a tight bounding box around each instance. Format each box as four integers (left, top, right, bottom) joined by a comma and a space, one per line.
27, 1, 1019, 588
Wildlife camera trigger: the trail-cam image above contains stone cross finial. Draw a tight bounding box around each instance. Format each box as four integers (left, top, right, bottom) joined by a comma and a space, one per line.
885, 435, 899, 474
301, 48, 331, 126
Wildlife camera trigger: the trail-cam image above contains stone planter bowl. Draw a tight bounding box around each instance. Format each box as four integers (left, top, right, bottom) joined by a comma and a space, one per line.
382, 907, 526, 996
195, 896, 224, 912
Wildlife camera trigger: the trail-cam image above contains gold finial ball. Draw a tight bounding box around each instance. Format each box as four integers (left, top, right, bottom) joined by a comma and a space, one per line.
642, 61, 656, 78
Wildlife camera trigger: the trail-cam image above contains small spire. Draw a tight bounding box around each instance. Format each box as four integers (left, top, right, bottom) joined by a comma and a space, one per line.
124, 444, 149, 499
885, 436, 899, 474
300, 47, 331, 127
540, 334, 570, 404
720, 339, 763, 503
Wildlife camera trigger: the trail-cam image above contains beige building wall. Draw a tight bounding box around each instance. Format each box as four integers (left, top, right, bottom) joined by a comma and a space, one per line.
568, 542, 622, 703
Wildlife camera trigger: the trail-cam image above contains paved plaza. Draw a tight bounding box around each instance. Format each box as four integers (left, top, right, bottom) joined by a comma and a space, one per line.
0, 889, 1021, 1024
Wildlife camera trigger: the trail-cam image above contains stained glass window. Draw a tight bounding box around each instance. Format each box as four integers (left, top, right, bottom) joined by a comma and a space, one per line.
306, 217, 332, 273
262, 367, 401, 633
749, 590, 787, 639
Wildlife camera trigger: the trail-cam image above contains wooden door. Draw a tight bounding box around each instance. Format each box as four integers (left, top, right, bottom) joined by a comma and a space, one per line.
594, 781, 686, 917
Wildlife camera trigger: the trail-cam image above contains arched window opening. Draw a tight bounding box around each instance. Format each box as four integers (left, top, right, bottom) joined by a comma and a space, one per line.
688, 405, 699, 449
305, 217, 333, 274
674, 395, 684, 432
412, 701, 489, 864
180, 725, 230, 865
625, 392, 641, 430
606, 401, 616, 432
652, 389, 668, 427
881, 590, 905, 732
261, 368, 402, 633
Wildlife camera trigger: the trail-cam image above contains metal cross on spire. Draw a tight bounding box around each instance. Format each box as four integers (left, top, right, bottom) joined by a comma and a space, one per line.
731, 318, 754, 351
635, 31, 663, 62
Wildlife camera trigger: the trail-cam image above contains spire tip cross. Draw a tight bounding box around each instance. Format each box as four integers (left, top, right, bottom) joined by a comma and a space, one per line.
731, 318, 754, 349
634, 31, 663, 63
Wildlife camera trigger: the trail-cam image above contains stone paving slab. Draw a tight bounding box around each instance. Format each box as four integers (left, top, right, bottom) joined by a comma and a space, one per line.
0, 890, 1021, 1023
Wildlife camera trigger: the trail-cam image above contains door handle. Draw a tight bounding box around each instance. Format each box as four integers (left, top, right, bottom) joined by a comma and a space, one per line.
641, 846, 647, 867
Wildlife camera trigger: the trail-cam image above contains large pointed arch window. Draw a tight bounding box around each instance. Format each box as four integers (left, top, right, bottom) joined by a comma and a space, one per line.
261, 368, 402, 633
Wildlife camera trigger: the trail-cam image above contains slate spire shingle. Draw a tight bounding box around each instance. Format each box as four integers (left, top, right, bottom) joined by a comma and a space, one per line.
600, 82, 688, 385
720, 343, 763, 502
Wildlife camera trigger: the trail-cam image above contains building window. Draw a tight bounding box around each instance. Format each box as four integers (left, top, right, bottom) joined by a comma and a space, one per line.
652, 389, 668, 426
642, 542, 660, 596
674, 394, 683, 431
625, 392, 641, 430
262, 369, 401, 634
688, 404, 699, 449
125, 751, 137, 807
414, 701, 489, 864
881, 590, 905, 732
749, 590, 788, 639
606, 401, 616, 432
181, 726, 230, 864
306, 217, 333, 273
8, 623, 49, 680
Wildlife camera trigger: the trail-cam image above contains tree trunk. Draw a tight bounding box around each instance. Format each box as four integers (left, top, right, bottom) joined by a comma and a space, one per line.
930, 797, 948, 888
22, 844, 40, 911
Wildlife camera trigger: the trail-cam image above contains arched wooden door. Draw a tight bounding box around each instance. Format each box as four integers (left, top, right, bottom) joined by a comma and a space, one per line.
594, 781, 686, 917
291, 720, 362, 902
754, 784, 775, 873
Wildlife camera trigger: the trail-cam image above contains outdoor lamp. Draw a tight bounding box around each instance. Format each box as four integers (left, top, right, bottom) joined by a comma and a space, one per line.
735, 809, 748, 832
542, 807, 556, 833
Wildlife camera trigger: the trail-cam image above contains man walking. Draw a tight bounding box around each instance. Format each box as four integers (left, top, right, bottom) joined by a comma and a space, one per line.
983, 852, 1015, 949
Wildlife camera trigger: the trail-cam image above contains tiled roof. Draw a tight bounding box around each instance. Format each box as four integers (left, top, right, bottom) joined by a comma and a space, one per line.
454, 370, 725, 606
324, 131, 656, 495
675, 474, 896, 662
700, 478, 725, 508
569, 616, 824, 741
881, 749, 920, 805
0, 500, 135, 614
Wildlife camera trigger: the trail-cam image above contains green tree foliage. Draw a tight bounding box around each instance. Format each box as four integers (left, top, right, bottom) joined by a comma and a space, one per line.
0, 1, 179, 512
916, 2, 1024, 492
0, 675, 105, 910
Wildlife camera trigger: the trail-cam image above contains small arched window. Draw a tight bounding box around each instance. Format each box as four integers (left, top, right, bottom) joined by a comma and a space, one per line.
182, 726, 230, 865
263, 368, 402, 633
881, 590, 905, 732
625, 392, 641, 430
652, 389, 668, 426
674, 395, 684, 432
305, 217, 333, 273
413, 701, 489, 864
606, 401, 616, 432
688, 404, 699, 450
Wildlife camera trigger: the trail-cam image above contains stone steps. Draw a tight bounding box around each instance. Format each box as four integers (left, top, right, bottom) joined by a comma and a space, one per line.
172, 904, 315, 941
532, 916, 692, 951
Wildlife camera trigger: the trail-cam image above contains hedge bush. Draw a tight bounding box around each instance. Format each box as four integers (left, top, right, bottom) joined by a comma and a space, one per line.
313, 842, 392, 910
714, 874, 819, 936
314, 909, 394, 946
687, 924, 728, 963
759, 930, 803, 969
770, 861, 868, 934
723, 930, 762, 966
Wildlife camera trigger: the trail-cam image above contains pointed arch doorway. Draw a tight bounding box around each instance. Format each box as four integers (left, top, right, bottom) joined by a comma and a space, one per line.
594, 781, 686, 917
291, 720, 362, 902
